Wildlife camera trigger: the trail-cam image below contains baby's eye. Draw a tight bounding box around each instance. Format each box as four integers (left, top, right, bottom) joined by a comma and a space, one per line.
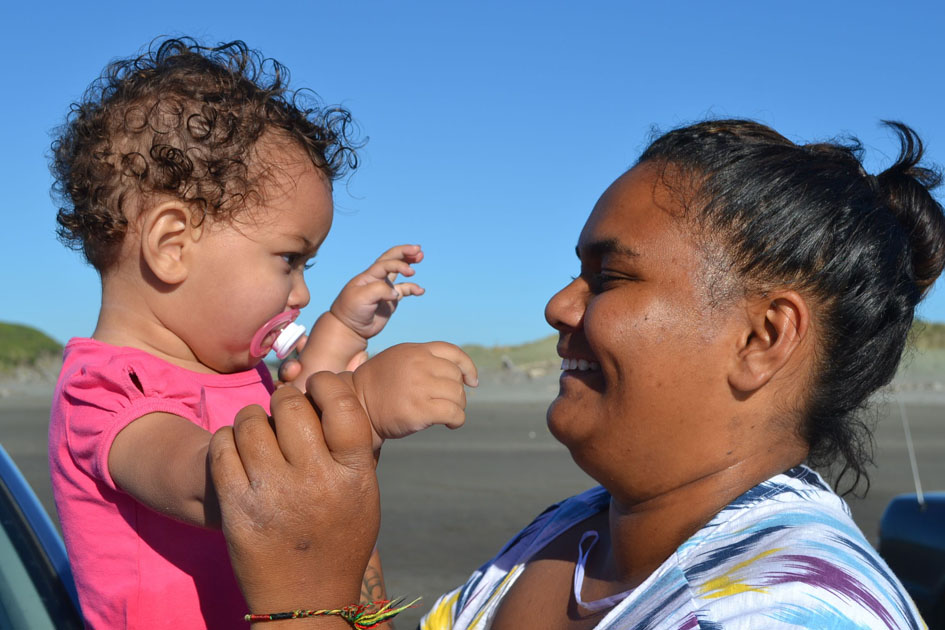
280, 253, 313, 270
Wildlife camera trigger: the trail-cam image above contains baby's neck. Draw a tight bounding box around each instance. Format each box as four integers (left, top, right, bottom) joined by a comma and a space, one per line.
94, 278, 220, 374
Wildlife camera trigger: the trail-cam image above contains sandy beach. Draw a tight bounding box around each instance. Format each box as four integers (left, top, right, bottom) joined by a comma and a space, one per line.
1, 363, 943, 628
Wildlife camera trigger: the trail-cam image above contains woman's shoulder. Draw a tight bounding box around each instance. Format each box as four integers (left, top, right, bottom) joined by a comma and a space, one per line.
495, 486, 610, 563
671, 466, 924, 629
678, 466, 849, 549
678, 466, 879, 581
420, 487, 610, 630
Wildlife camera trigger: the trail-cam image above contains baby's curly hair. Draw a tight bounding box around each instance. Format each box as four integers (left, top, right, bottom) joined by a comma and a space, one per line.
51, 37, 360, 271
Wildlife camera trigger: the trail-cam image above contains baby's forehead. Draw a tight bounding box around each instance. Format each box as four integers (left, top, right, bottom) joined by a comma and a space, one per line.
251, 160, 332, 209
249, 134, 331, 187
219, 144, 334, 235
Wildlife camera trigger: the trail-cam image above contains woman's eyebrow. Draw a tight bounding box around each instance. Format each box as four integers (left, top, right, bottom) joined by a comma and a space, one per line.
577, 238, 640, 260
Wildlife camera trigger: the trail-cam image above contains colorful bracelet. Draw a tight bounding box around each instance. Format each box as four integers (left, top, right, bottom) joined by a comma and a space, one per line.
245, 597, 420, 628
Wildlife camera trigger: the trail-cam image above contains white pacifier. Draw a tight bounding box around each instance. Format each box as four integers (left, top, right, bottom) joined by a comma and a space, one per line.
250, 309, 306, 359
272, 321, 305, 359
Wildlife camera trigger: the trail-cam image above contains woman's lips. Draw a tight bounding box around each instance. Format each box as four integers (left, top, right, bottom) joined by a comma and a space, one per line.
558, 357, 604, 393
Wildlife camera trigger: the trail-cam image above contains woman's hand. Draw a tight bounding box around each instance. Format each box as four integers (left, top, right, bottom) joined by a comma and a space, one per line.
209, 373, 380, 619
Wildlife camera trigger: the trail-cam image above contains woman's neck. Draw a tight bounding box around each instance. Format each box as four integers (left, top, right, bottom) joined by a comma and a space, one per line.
604, 450, 806, 585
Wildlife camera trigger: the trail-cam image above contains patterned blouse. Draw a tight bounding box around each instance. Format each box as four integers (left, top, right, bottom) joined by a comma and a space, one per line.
420, 467, 925, 629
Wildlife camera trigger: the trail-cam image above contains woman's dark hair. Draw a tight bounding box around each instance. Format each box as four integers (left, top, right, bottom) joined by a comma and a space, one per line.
51, 37, 360, 271
639, 119, 945, 493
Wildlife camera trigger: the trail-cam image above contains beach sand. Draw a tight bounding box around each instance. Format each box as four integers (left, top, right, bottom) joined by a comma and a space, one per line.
1, 365, 942, 628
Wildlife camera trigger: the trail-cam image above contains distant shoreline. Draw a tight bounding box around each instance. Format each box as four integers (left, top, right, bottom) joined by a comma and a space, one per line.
4, 320, 945, 401
4, 350, 945, 407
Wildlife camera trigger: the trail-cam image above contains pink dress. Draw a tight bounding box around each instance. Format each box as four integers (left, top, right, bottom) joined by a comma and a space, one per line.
48, 338, 275, 629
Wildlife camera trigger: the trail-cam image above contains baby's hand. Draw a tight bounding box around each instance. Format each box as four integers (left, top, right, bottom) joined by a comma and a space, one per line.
351, 342, 478, 448
331, 245, 425, 340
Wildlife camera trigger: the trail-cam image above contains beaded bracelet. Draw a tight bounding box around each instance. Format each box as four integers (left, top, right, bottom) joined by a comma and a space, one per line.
245, 597, 420, 628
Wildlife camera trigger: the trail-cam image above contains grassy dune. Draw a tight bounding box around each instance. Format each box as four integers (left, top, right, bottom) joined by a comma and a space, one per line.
910, 320, 945, 350
0, 323, 62, 370
461, 335, 558, 372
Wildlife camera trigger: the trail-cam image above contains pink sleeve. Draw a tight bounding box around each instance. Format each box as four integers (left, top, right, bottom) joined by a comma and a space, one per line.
60, 355, 203, 491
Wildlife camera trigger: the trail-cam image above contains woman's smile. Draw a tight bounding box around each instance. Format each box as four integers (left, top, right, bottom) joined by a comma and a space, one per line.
559, 357, 602, 373
557, 354, 604, 390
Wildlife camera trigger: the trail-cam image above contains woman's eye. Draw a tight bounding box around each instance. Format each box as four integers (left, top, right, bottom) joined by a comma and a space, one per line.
588, 272, 626, 292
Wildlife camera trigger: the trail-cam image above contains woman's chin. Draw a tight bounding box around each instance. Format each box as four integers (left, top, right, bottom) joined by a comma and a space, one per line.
546, 396, 591, 449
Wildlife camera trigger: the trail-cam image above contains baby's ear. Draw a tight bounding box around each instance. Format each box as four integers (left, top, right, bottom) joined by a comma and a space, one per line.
728, 291, 811, 394
140, 202, 198, 285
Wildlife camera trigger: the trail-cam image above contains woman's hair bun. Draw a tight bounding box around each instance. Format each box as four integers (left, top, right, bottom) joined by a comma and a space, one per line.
875, 121, 945, 297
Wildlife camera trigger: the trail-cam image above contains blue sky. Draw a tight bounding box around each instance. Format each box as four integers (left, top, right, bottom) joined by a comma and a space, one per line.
2, 1, 944, 349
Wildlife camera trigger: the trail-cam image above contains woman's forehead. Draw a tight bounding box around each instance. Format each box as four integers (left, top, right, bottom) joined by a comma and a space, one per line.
577, 163, 688, 257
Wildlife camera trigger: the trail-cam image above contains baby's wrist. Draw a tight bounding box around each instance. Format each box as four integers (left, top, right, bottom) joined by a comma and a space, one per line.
311, 311, 368, 353
326, 307, 372, 343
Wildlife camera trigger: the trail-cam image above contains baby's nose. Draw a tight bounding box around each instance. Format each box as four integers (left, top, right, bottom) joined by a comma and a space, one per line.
289, 277, 310, 309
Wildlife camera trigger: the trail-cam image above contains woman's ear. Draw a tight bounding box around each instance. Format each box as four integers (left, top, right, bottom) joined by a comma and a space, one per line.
728, 291, 811, 393
140, 202, 199, 286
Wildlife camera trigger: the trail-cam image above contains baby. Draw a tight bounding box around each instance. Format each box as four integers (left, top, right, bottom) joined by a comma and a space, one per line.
47, 38, 475, 629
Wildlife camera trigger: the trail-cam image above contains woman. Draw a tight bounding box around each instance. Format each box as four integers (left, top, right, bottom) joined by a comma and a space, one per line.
209, 120, 940, 628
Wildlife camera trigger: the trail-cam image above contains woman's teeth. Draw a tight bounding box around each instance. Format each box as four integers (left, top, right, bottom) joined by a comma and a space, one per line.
560, 358, 600, 372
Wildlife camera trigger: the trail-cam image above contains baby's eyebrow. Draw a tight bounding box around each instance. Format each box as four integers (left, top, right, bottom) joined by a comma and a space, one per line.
287, 234, 318, 254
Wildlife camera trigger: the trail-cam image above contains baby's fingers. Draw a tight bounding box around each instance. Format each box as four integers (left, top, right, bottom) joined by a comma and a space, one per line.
424, 342, 479, 388
393, 282, 425, 298
423, 398, 466, 430
375, 243, 423, 265
371, 257, 417, 281
426, 374, 468, 411
354, 279, 409, 304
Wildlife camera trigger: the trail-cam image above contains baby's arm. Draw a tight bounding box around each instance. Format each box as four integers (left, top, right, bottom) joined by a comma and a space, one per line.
108, 413, 220, 528
108, 406, 392, 609
286, 245, 425, 389
339, 342, 479, 450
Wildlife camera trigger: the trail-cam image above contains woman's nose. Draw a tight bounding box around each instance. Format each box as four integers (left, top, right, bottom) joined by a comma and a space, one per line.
544, 277, 587, 331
